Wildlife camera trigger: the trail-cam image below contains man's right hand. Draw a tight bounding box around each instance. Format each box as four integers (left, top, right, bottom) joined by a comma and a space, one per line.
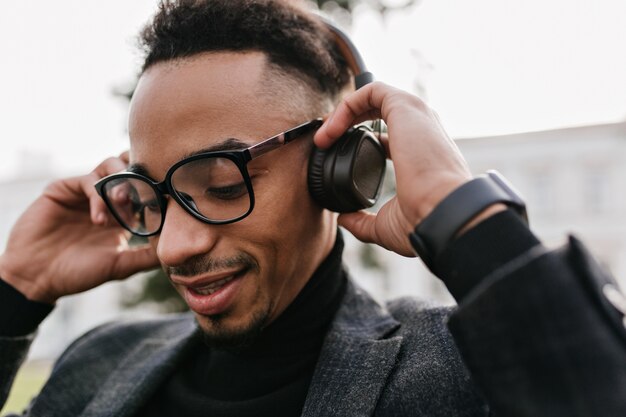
315, 82, 474, 257
0, 154, 160, 304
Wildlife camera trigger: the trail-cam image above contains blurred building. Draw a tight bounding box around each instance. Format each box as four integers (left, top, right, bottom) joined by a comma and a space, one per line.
352, 119, 626, 304
458, 120, 626, 285
1, 120, 626, 360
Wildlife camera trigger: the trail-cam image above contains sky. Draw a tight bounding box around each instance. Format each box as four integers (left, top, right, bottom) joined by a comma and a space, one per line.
1, 0, 625, 181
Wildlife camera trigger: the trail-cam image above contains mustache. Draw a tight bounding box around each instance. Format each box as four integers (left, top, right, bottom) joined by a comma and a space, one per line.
165, 252, 258, 277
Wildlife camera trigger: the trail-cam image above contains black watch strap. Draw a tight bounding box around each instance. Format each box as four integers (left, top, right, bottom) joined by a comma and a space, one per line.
409, 170, 528, 272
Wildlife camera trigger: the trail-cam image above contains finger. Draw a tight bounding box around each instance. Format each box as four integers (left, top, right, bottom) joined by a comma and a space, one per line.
314, 111, 382, 149
43, 175, 113, 226
314, 82, 397, 148
338, 211, 379, 245
111, 245, 160, 280
119, 151, 130, 164
91, 156, 129, 178
91, 157, 130, 224
374, 132, 391, 159
63, 157, 127, 197
59, 157, 128, 225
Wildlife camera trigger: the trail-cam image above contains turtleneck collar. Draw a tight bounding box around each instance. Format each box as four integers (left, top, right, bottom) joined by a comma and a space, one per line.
232, 229, 346, 357
138, 232, 349, 417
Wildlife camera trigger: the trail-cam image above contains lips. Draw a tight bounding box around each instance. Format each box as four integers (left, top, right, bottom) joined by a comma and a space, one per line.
173, 269, 248, 316
191, 275, 236, 295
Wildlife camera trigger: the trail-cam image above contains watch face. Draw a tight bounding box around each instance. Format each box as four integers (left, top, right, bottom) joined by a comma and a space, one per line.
486, 170, 528, 224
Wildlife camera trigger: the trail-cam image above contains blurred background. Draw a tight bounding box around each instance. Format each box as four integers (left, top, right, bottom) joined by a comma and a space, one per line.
2, 0, 626, 412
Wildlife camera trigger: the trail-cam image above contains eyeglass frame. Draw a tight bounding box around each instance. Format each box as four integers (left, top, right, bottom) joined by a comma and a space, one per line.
94, 118, 324, 237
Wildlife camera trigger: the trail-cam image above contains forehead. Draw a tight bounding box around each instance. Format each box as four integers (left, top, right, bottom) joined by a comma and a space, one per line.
128, 51, 314, 178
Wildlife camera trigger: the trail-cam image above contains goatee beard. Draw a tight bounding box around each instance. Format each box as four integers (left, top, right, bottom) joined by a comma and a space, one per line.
198, 300, 273, 352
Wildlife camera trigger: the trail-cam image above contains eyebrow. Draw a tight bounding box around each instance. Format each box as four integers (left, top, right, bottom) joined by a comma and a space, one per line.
127, 163, 152, 177
180, 138, 250, 160
127, 138, 251, 179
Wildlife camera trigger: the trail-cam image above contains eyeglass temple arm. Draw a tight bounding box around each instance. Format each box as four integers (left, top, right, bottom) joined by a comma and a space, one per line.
246, 119, 323, 160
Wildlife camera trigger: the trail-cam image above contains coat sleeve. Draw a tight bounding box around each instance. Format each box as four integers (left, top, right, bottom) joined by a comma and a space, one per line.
0, 333, 35, 414
0, 279, 53, 415
434, 211, 626, 417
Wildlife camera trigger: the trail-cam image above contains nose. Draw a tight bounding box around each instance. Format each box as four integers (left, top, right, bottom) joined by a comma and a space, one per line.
155, 199, 219, 268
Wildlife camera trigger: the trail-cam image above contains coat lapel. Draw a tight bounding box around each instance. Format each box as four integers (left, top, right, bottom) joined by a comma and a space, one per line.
302, 281, 402, 417
79, 317, 199, 417
76, 280, 400, 417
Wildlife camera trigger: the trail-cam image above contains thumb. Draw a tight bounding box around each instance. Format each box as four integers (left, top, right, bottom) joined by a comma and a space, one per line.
111, 245, 160, 280
339, 204, 417, 257
338, 211, 378, 244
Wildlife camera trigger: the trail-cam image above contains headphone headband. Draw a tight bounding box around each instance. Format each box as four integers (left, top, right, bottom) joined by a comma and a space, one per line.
321, 18, 375, 90
307, 18, 385, 213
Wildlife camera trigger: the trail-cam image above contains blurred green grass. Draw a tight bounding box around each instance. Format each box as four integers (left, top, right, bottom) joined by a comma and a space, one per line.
1, 361, 51, 415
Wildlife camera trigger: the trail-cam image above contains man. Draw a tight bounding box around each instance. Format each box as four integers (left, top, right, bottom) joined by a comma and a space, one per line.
1, 0, 625, 416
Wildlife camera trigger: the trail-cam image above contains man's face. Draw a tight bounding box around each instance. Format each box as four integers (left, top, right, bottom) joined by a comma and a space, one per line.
128, 52, 336, 345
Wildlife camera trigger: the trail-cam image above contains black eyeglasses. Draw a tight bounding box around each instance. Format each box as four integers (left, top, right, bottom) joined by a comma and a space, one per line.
95, 119, 323, 237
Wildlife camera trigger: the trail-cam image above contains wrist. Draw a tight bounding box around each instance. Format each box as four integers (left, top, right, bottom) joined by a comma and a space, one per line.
406, 175, 472, 225
456, 203, 508, 237
0, 276, 55, 336
0, 256, 56, 305
435, 209, 540, 301
409, 170, 528, 273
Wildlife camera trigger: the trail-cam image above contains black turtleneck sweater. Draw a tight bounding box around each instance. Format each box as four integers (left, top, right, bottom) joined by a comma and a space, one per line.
136, 234, 348, 417
0, 212, 539, 415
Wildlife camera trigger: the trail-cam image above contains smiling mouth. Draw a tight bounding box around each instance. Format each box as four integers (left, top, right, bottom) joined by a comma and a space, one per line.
190, 275, 237, 295
176, 268, 251, 316
180, 266, 251, 298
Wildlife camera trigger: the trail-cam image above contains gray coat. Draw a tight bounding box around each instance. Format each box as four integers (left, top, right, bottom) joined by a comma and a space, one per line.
0, 280, 487, 417
2, 237, 626, 416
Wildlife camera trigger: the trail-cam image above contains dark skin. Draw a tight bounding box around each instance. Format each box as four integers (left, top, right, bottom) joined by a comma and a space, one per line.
314, 81, 504, 255
127, 52, 336, 338
0, 51, 498, 335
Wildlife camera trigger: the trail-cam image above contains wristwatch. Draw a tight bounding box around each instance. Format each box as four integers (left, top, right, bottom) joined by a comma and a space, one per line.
409, 170, 528, 271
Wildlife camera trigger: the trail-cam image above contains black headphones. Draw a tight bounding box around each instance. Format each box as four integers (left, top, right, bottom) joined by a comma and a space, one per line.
307, 19, 387, 213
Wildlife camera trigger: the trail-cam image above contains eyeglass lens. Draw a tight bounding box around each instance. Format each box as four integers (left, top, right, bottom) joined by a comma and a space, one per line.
102, 157, 252, 235
103, 177, 162, 235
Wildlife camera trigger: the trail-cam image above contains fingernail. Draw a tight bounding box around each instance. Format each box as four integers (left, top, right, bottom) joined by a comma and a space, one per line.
96, 212, 106, 224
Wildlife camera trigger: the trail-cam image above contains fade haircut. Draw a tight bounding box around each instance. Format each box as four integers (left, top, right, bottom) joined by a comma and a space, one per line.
139, 0, 352, 100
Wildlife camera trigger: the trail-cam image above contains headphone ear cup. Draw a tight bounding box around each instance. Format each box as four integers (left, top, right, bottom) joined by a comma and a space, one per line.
308, 127, 386, 213
308, 146, 331, 207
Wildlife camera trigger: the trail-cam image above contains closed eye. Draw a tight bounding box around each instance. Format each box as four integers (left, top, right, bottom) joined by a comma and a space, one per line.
206, 182, 247, 200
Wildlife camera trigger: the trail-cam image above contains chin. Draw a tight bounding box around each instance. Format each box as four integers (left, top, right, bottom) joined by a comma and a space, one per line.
195, 301, 273, 350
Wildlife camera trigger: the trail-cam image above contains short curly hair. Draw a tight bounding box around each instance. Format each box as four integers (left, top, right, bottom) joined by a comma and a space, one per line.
139, 0, 351, 99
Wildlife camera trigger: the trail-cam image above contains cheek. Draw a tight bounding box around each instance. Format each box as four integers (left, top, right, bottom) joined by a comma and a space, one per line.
238, 161, 317, 257
254, 161, 315, 226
